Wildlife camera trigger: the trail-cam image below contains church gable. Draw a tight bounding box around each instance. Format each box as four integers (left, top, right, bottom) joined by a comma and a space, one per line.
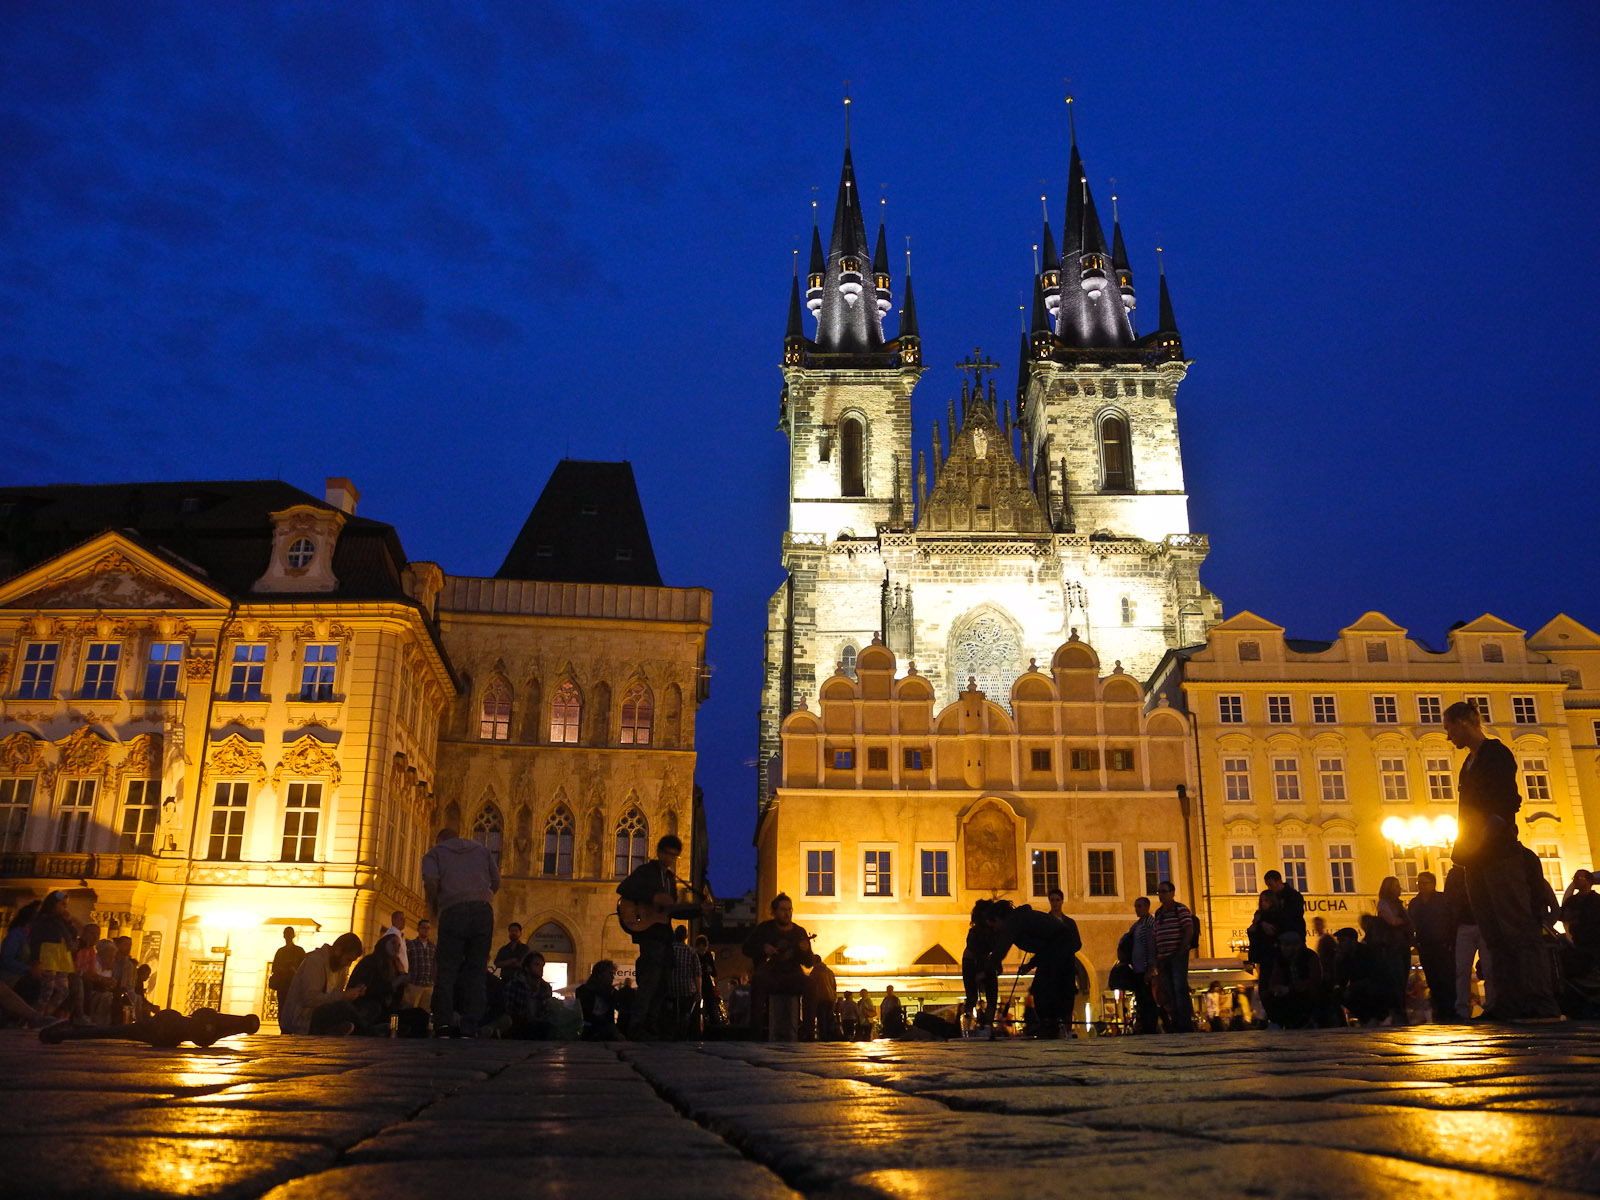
0, 536, 226, 611
917, 403, 1047, 535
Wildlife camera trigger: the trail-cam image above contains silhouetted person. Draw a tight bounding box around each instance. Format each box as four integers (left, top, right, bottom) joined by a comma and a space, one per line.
1408, 870, 1456, 1021
423, 826, 500, 1036
269, 927, 306, 1023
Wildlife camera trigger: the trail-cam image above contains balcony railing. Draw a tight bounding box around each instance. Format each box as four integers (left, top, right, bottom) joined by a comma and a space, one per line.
0, 851, 160, 883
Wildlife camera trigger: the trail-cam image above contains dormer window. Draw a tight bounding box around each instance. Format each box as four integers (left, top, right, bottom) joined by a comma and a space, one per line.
287, 538, 316, 569
580, 504, 599, 517
254, 503, 346, 594
1482, 642, 1504, 663
615, 549, 633, 562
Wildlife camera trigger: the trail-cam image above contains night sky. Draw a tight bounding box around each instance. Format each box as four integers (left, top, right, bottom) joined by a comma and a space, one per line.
4, 3, 1598, 896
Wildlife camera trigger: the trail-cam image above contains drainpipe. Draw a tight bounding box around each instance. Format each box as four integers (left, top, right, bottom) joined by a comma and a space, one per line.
1188, 719, 1216, 957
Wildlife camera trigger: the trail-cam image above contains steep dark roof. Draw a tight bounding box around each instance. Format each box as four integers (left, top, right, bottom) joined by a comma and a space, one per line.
0, 479, 411, 601
496, 460, 663, 587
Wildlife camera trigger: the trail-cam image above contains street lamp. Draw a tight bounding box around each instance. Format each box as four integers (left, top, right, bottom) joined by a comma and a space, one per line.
1381, 815, 1458, 876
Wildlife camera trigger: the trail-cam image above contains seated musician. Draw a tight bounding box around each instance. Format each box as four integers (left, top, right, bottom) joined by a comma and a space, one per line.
616, 834, 703, 1039
742, 893, 816, 1040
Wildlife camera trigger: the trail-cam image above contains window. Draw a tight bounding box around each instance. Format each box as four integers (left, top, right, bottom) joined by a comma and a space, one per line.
119, 779, 160, 854
1522, 759, 1551, 801
542, 807, 574, 877
480, 678, 512, 741
1230, 844, 1257, 894
1265, 695, 1292, 724
1120, 596, 1135, 625
1087, 848, 1118, 897
840, 645, 858, 679
1030, 748, 1052, 771
1218, 694, 1244, 724
867, 747, 889, 770
473, 804, 505, 868
840, 417, 865, 497
1311, 695, 1337, 724
1414, 695, 1441, 725
619, 682, 653, 745
1031, 848, 1061, 896
806, 848, 836, 896
227, 644, 267, 701
1318, 757, 1347, 802
1391, 852, 1420, 894
831, 749, 854, 770
920, 849, 951, 897
207, 781, 249, 861
549, 681, 581, 744
1099, 414, 1131, 490
1379, 758, 1409, 802
1482, 642, 1504, 664
1143, 848, 1172, 895
144, 642, 183, 700
1534, 842, 1563, 892
1592, 719, 1600, 746
1222, 757, 1251, 803
1238, 640, 1261, 662
1070, 749, 1098, 771
613, 808, 646, 877
903, 748, 925, 770
1366, 641, 1389, 663
54, 779, 97, 853
1281, 845, 1308, 893
79, 642, 121, 699
1272, 757, 1301, 802
614, 548, 632, 562
279, 782, 322, 862
0, 778, 33, 852
1511, 696, 1538, 725
864, 849, 893, 896
1109, 748, 1135, 772
1329, 844, 1355, 894
287, 537, 316, 568
18, 643, 59, 698
1426, 757, 1456, 801
1372, 695, 1398, 724
298, 644, 337, 701
1466, 695, 1491, 723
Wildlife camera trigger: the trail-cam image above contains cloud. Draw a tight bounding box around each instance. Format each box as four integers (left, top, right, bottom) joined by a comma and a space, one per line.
446, 306, 521, 345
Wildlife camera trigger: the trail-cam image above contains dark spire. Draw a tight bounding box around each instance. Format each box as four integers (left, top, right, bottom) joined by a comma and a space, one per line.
813, 141, 886, 355
1030, 275, 1051, 334
873, 210, 890, 277
1040, 197, 1060, 273
1110, 203, 1130, 274
827, 147, 871, 262
1156, 253, 1178, 333
898, 268, 919, 339
1016, 330, 1030, 406
808, 218, 825, 276
1064, 143, 1110, 260
785, 258, 804, 342
1051, 131, 1133, 349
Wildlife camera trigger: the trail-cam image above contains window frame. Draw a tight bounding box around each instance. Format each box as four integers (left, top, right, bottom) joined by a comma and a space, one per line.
1222, 756, 1251, 804
1271, 756, 1302, 803
1218, 694, 1244, 724
917, 844, 953, 898
79, 641, 122, 700
297, 643, 338, 702
144, 641, 184, 701
17, 642, 60, 699
1311, 694, 1337, 724
1372, 694, 1399, 724
55, 778, 99, 853
226, 643, 268, 702
0, 777, 35, 853
1328, 843, 1356, 894
279, 780, 322, 863
612, 807, 646, 878
1511, 695, 1538, 725
803, 843, 839, 897
619, 681, 654, 745
119, 778, 161, 854
1425, 757, 1455, 801
1416, 695, 1442, 725
1084, 844, 1121, 899
1280, 843, 1309, 894
1379, 756, 1410, 802
1139, 844, 1176, 896
902, 747, 926, 771
1029, 844, 1063, 898
549, 680, 582, 745
1229, 842, 1258, 895
1266, 694, 1293, 724
1521, 758, 1552, 802
206, 780, 250, 862
861, 845, 895, 898
542, 806, 575, 878
1318, 756, 1347, 802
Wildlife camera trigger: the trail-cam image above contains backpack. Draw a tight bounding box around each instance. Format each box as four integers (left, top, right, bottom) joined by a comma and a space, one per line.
1188, 909, 1202, 953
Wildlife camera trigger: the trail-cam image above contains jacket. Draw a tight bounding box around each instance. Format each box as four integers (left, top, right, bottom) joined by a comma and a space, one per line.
279, 945, 351, 1035
422, 837, 501, 914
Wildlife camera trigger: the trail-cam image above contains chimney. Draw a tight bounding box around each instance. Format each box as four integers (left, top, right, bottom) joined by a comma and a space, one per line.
324, 477, 360, 515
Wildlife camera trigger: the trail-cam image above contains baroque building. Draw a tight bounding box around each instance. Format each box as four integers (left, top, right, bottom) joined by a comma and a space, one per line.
433, 461, 711, 990
0, 479, 454, 1017
759, 125, 1220, 808
1150, 612, 1596, 959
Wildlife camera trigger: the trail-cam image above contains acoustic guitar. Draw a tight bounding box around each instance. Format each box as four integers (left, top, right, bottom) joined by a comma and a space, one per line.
616, 882, 716, 934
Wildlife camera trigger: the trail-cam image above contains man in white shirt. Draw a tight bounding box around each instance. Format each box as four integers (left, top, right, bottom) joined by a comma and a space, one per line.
279, 933, 365, 1035
381, 910, 409, 975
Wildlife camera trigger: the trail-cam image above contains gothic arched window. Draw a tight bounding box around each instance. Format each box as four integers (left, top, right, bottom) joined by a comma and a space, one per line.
619, 681, 653, 745
1121, 596, 1136, 625
1099, 414, 1131, 491
542, 806, 574, 877
614, 807, 648, 878
950, 611, 1024, 706
471, 803, 503, 867
549, 680, 581, 744
840, 644, 858, 679
840, 417, 865, 497
480, 678, 511, 741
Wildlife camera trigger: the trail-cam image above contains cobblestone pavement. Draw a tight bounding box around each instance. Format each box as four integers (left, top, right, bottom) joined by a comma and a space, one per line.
2, 1024, 1599, 1199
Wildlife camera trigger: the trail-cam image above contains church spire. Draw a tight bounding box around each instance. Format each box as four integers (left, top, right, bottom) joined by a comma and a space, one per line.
1052, 123, 1134, 349
873, 197, 892, 317
806, 202, 824, 318
811, 131, 887, 354
1110, 189, 1136, 328
1156, 250, 1180, 335
784, 252, 805, 365
897, 245, 921, 367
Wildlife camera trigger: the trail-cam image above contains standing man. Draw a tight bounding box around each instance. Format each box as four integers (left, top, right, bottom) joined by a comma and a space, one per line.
1444, 701, 1559, 1021
382, 910, 409, 976
422, 826, 500, 1037
1263, 870, 1306, 936
268, 927, 306, 1025
1446, 863, 1491, 1019
667, 925, 702, 1039
990, 900, 1083, 1038
1150, 880, 1196, 1032
494, 923, 525, 973
1561, 869, 1600, 966
617, 834, 701, 1039
1407, 871, 1456, 1022
1046, 888, 1068, 924
1125, 896, 1159, 1033
404, 919, 436, 1014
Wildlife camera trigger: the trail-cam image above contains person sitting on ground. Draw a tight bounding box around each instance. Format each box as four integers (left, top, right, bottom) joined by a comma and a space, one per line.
1263, 929, 1325, 1028
503, 949, 555, 1040
280, 933, 365, 1035
1, 901, 41, 1009
1334, 921, 1391, 1025
346, 932, 410, 1034
576, 959, 621, 1041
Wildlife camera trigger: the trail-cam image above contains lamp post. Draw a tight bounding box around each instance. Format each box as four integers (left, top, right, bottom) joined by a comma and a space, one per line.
1380, 814, 1459, 877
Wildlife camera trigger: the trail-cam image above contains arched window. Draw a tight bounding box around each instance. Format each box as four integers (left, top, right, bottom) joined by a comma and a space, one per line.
840, 417, 865, 497
1121, 596, 1136, 625
950, 611, 1023, 706
619, 681, 653, 745
471, 803, 503, 867
542, 806, 574, 877
1099, 414, 1131, 491
840, 645, 858, 679
549, 680, 581, 744
614, 807, 648, 878
479, 678, 511, 741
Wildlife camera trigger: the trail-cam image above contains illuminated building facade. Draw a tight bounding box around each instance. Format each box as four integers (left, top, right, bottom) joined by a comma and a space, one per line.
433, 461, 711, 991
0, 479, 454, 1017
1150, 611, 1596, 956
761, 634, 1194, 1003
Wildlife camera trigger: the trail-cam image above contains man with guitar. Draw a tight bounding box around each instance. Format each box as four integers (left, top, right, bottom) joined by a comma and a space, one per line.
741, 893, 816, 1040
615, 834, 704, 1039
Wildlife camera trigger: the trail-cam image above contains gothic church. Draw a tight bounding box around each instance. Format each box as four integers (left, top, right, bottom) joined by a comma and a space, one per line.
759, 123, 1222, 804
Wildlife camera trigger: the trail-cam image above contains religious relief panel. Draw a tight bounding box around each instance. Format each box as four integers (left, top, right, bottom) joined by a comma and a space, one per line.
962, 800, 1018, 891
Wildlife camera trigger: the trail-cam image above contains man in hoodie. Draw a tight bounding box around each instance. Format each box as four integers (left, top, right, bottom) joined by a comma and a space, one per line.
422, 827, 500, 1036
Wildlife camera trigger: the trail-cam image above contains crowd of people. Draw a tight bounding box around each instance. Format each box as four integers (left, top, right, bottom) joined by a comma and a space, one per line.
0, 890, 155, 1031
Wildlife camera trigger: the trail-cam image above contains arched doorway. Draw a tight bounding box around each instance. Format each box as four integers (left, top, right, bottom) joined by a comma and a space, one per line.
529, 920, 576, 993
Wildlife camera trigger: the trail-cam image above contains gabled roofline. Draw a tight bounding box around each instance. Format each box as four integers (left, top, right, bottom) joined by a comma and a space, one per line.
0, 527, 233, 609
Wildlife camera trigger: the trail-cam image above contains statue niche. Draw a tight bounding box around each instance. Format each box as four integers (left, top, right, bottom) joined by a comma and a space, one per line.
961, 799, 1018, 891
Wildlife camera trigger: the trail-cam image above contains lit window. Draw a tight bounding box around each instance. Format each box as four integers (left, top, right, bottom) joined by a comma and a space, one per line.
920, 849, 950, 897
1272, 757, 1301, 802
1318, 757, 1347, 802
542, 807, 574, 877
1222, 757, 1251, 803
1267, 695, 1292, 724
619, 682, 653, 745
17, 643, 59, 699
1522, 759, 1551, 801
1218, 694, 1244, 724
298, 644, 337, 702
56, 779, 97, 853
1070, 748, 1098, 771
119, 779, 160, 854
79, 642, 121, 700
1311, 695, 1337, 724
1391, 852, 1419, 894
480, 678, 512, 741
1329, 844, 1355, 894
1417, 695, 1442, 724
207, 781, 249, 861
832, 749, 854, 770
864, 849, 893, 896
144, 642, 183, 700
227, 644, 267, 701
1426, 757, 1456, 801
1511, 696, 1538, 725
1466, 695, 1491, 723
287, 538, 316, 569
1372, 695, 1398, 724
1281, 845, 1308, 893
1032, 848, 1061, 896
1142, 848, 1172, 895
1109, 748, 1135, 771
1230, 844, 1257, 894
1379, 758, 1409, 802
806, 848, 836, 896
1087, 848, 1118, 897
1535, 842, 1563, 891
0, 778, 34, 852
549, 681, 581, 744
473, 804, 504, 868
280, 782, 322, 863
903, 748, 925, 770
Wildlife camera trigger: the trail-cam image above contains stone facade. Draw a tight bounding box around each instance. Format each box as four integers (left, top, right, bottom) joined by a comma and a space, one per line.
1151, 611, 1596, 958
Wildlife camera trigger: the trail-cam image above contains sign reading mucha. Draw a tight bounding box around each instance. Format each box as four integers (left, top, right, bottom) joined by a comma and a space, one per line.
962, 799, 1018, 891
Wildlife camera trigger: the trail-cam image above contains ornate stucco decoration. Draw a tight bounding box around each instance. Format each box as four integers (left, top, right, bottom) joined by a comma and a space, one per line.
0, 732, 44, 774
183, 652, 217, 681
208, 734, 267, 782
273, 735, 342, 788
56, 726, 111, 776
117, 733, 162, 782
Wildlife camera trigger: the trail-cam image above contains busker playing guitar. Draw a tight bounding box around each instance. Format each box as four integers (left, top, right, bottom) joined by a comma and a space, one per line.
741, 893, 816, 1040
616, 834, 706, 1039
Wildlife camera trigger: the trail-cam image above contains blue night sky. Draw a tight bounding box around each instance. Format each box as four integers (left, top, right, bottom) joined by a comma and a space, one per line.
3, 2, 1598, 894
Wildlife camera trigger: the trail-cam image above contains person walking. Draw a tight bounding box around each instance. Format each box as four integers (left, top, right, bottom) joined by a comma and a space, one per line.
1445, 864, 1492, 1019
422, 826, 501, 1037
1150, 881, 1196, 1032
1408, 871, 1456, 1022
1444, 701, 1560, 1020
269, 927, 306, 1024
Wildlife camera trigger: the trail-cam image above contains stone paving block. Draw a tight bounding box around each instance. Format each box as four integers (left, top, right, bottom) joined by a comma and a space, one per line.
65, 1103, 400, 1145
1324, 1084, 1598, 1111
0, 1091, 150, 1129
1076, 1099, 1404, 1133
343, 1116, 743, 1163
260, 1156, 803, 1200
417, 1092, 675, 1121
0, 1134, 335, 1199
824, 1143, 1596, 1200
